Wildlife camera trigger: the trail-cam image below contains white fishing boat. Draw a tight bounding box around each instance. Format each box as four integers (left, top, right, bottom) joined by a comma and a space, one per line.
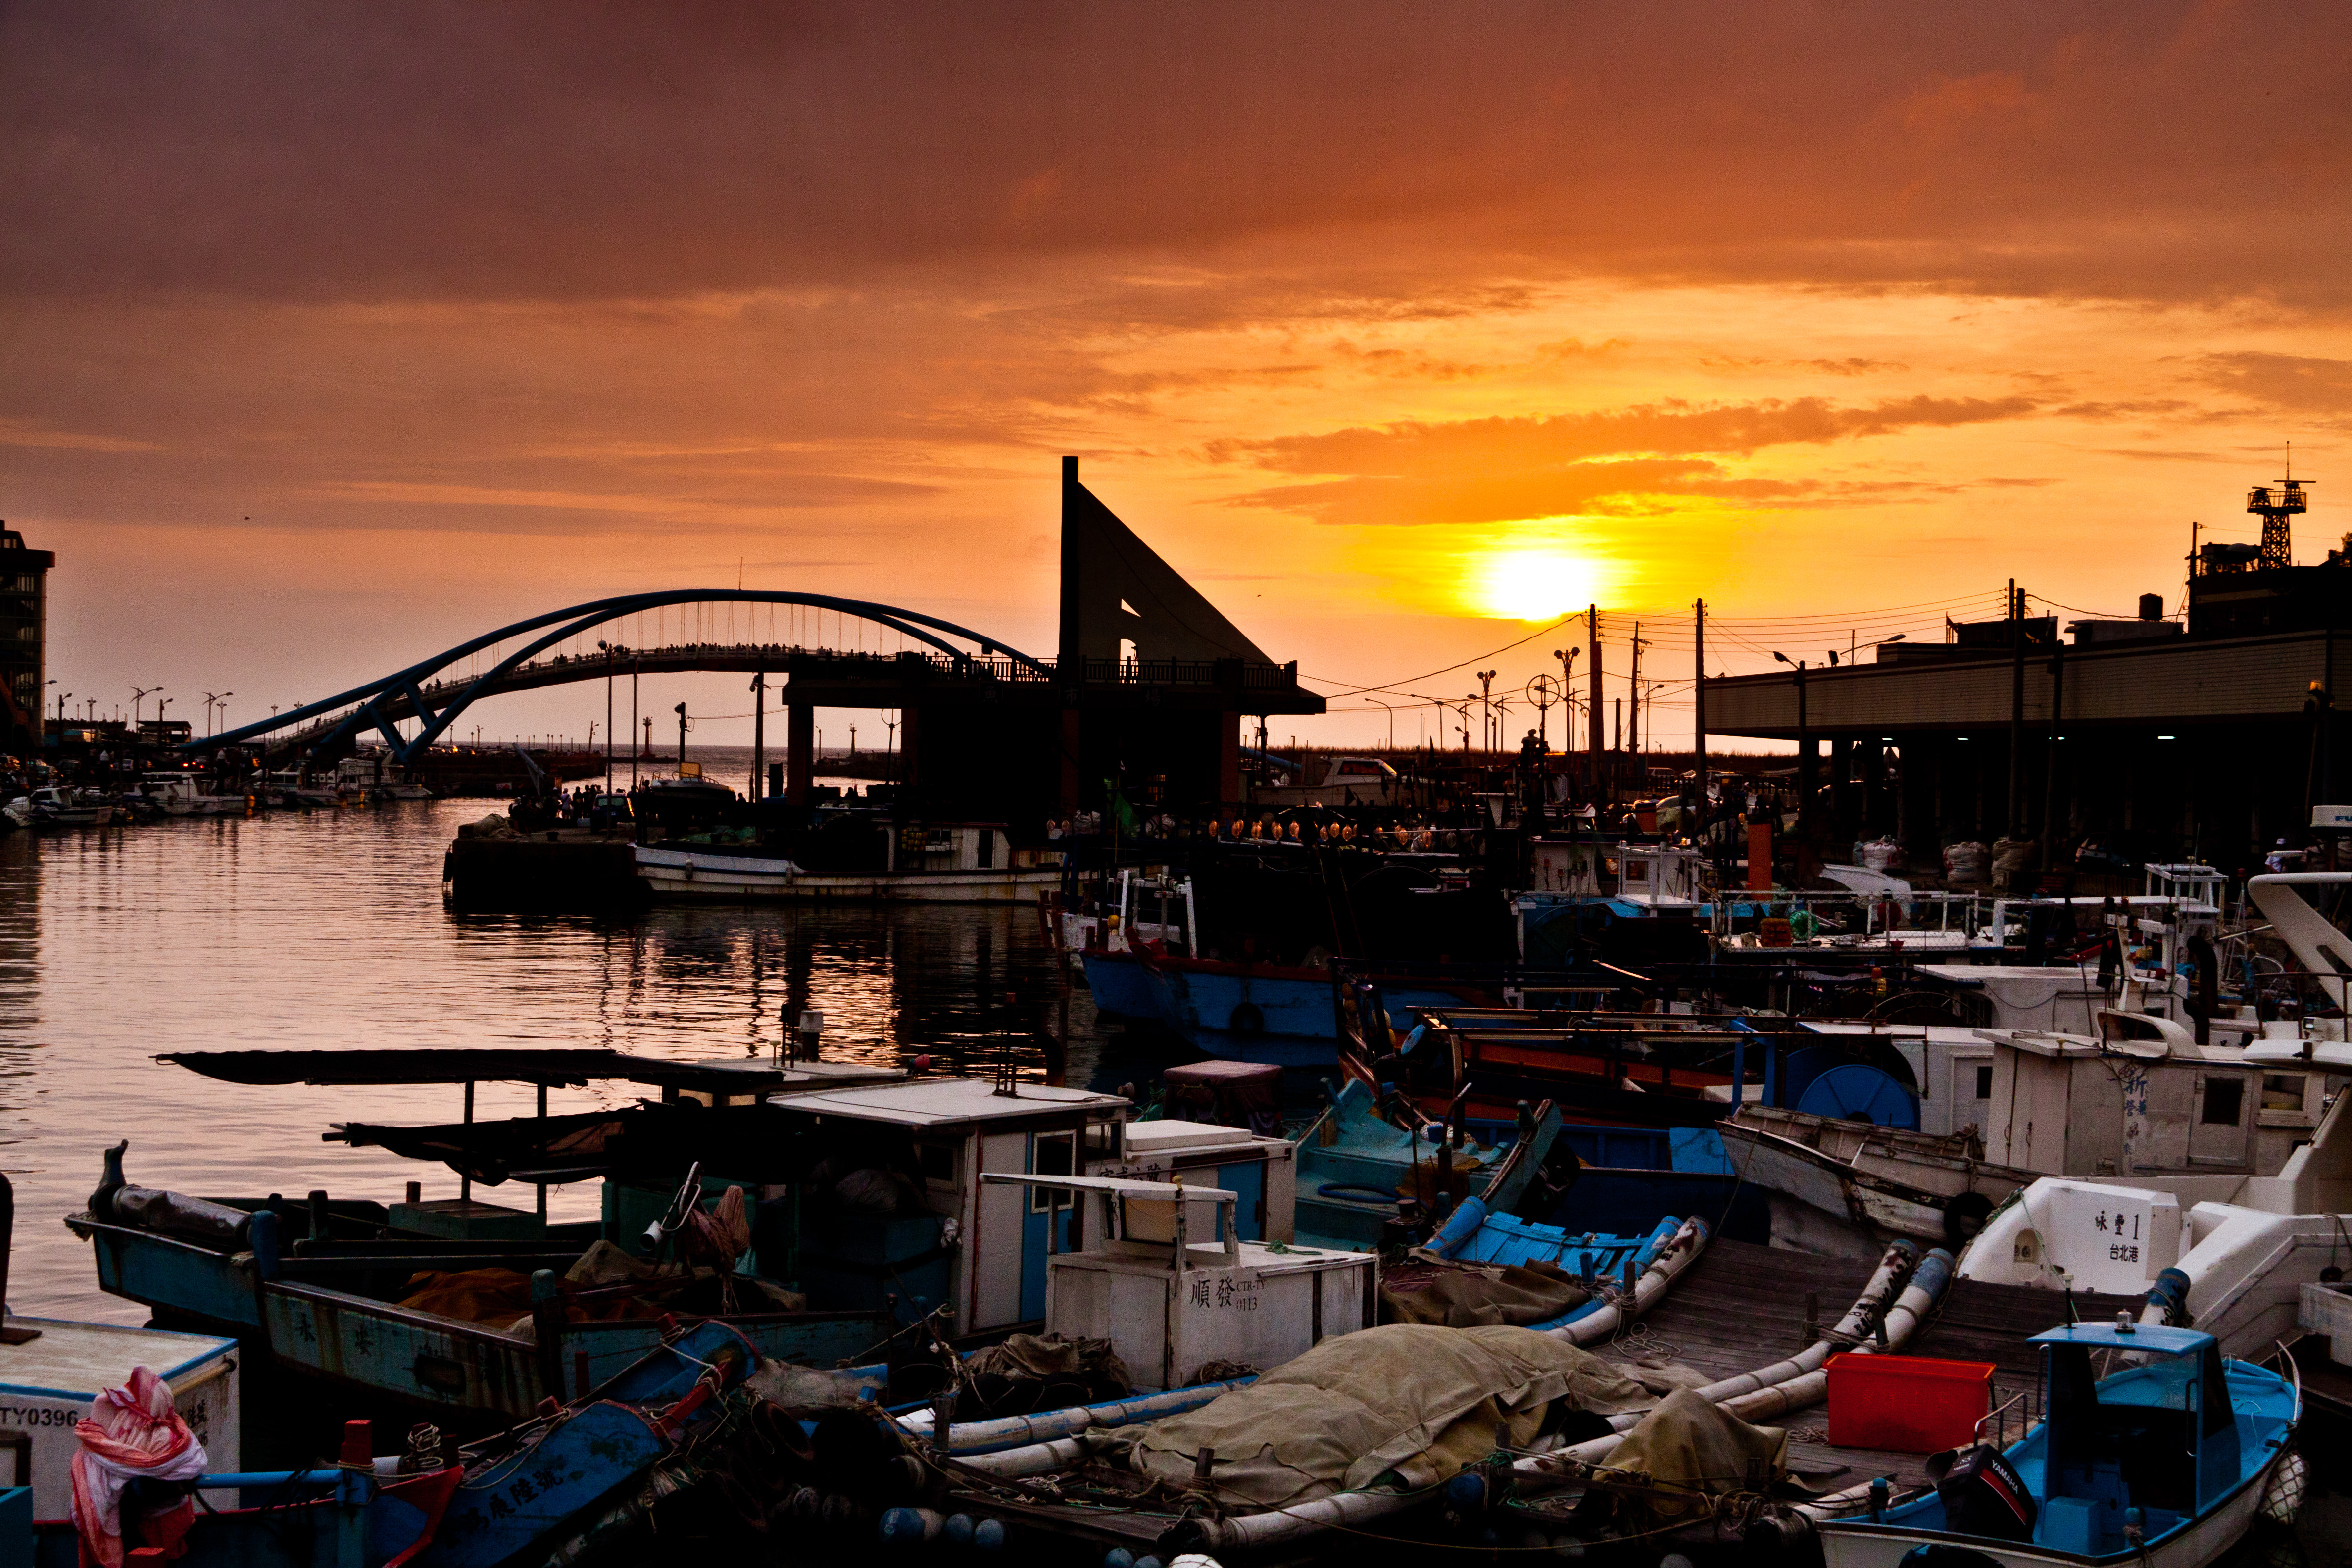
1959, 870, 2352, 1362
637, 823, 1062, 904
11, 786, 113, 826
1721, 1020, 2292, 1257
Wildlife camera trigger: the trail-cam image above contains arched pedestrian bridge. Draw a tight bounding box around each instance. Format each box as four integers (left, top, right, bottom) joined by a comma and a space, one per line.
189, 460, 1324, 817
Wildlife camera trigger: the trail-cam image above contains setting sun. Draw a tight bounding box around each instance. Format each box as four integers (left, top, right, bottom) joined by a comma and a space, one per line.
1475, 548, 1606, 622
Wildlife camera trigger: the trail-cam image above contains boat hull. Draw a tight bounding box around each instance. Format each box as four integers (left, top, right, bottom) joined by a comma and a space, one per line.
637, 846, 1060, 904
1080, 949, 1487, 1046
74, 1214, 892, 1424
1817, 1443, 2286, 1568
1717, 1108, 2029, 1254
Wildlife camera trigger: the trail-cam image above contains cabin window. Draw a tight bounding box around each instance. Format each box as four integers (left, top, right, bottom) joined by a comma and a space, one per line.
2262, 1073, 2305, 1111
2200, 1077, 2244, 1126
1083, 1120, 1121, 1161
916, 1142, 957, 1186
976, 831, 994, 870
1031, 1131, 1075, 1213
1974, 1066, 1993, 1099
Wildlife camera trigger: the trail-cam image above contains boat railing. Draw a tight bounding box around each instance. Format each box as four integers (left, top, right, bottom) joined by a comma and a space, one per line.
1709, 887, 1995, 943
1975, 1387, 2031, 1449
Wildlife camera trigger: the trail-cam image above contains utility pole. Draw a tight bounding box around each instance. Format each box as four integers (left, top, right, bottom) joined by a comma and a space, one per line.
1586, 606, 1604, 797
630, 658, 641, 787
1477, 670, 1497, 753
1694, 598, 1709, 809
2039, 639, 2065, 872
1629, 622, 1649, 764
2007, 580, 2024, 839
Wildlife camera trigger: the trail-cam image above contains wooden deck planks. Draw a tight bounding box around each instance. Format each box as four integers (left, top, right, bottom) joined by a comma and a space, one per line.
1605, 1237, 2143, 1494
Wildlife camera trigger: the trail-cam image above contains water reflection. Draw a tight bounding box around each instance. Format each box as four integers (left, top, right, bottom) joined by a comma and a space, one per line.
0, 803, 1155, 1320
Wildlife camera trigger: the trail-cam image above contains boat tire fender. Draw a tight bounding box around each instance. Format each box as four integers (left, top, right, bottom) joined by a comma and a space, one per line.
1941, 1191, 1994, 1248
1228, 1002, 1264, 1036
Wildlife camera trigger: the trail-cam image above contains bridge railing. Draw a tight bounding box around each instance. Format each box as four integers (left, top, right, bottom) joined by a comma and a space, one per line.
463, 645, 1305, 691
248, 646, 1314, 755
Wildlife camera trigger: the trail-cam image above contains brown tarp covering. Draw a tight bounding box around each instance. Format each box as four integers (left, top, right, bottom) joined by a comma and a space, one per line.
395, 1239, 803, 1332
1595, 1387, 1790, 1526
1379, 1257, 1591, 1328
1120, 1324, 1656, 1508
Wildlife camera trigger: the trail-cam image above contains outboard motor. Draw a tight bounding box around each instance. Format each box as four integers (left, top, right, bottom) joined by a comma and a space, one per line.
1926, 1444, 2036, 1542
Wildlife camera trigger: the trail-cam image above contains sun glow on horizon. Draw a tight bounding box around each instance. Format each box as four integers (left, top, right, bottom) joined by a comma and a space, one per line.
1475, 547, 1607, 622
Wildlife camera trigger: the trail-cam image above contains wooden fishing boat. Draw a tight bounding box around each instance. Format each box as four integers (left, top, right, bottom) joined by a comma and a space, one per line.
63, 1049, 902, 1428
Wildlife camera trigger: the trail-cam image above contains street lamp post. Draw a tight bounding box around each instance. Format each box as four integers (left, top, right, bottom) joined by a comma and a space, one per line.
599, 641, 614, 793
1477, 670, 1497, 752
131, 686, 161, 728
1550, 647, 1581, 792
1363, 697, 1395, 750
1772, 652, 1812, 824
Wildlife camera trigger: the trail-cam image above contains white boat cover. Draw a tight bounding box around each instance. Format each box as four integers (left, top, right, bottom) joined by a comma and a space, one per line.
1120, 1323, 1656, 1507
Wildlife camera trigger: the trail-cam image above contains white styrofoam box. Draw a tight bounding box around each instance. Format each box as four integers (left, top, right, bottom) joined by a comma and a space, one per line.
2299, 1283, 2352, 1366
1047, 1242, 1376, 1391
2017, 1181, 2184, 1294
1123, 1120, 1256, 1156
0, 1317, 239, 1522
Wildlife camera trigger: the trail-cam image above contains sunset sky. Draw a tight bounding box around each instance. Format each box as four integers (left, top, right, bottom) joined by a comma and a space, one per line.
5, 4, 2349, 753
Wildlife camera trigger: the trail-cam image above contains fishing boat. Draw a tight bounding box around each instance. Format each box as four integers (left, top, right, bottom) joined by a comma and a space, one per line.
69, 1050, 1319, 1430
1349, 996, 1921, 1130
1075, 865, 1515, 1060
1807, 1320, 2300, 1568
19, 1421, 462, 1568
65, 1050, 902, 1427
7, 787, 112, 826
1718, 1022, 2283, 1257
635, 842, 1063, 903
1289, 1076, 1561, 1248
1958, 870, 2352, 1362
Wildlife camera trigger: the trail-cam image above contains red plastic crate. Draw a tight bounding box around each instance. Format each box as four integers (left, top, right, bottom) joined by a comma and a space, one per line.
1825, 1354, 1995, 1453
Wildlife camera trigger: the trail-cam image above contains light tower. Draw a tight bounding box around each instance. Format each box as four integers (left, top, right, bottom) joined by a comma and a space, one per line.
2248, 445, 2310, 571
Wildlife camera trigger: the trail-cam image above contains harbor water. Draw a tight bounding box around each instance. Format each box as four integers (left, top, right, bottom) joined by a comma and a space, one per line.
0, 794, 1143, 1322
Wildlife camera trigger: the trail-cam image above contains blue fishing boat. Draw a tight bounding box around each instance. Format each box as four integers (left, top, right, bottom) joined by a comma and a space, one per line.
1539, 1122, 1771, 1244
1084, 946, 1496, 1063
14, 1422, 461, 1568
1812, 1320, 2300, 1568
1290, 1078, 1561, 1248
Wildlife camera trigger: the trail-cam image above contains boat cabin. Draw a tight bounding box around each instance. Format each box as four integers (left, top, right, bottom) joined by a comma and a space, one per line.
1980, 1031, 2264, 1178
888, 823, 1014, 873
767, 1078, 1132, 1334
987, 1171, 1375, 1392
1866, 1321, 2280, 1558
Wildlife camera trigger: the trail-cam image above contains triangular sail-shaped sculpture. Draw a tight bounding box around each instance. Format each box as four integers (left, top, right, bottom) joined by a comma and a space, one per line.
1058, 456, 1272, 666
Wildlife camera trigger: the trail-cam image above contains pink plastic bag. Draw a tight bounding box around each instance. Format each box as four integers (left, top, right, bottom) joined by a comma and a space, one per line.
69, 1367, 208, 1568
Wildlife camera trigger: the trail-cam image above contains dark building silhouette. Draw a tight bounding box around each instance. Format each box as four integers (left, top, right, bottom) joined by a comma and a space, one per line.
0, 525, 53, 753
